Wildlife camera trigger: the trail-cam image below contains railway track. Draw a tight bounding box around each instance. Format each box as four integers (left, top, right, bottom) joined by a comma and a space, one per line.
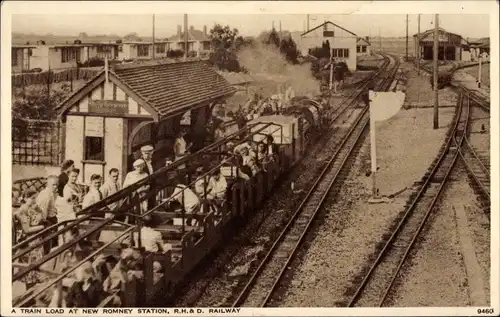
230, 54, 400, 308
456, 96, 491, 217
346, 92, 470, 307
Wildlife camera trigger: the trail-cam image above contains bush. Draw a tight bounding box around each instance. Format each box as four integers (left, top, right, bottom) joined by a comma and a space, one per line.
429, 71, 452, 89
77, 57, 105, 68
167, 49, 184, 58
208, 48, 242, 73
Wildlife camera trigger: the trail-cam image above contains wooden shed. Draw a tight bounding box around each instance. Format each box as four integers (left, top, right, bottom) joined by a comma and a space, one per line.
56, 59, 236, 184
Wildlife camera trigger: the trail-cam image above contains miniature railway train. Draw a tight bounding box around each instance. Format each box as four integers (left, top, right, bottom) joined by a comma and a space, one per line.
12, 56, 391, 308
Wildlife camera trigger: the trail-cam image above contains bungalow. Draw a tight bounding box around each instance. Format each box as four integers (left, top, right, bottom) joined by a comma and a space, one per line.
11, 45, 36, 73
12, 40, 119, 72
118, 41, 171, 60
167, 25, 212, 58
356, 37, 371, 56
468, 37, 490, 61
294, 21, 358, 71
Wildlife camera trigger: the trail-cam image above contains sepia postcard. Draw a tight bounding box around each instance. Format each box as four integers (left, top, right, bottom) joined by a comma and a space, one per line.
1, 1, 498, 316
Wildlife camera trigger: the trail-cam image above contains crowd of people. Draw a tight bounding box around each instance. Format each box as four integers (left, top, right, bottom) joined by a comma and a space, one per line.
12, 99, 283, 307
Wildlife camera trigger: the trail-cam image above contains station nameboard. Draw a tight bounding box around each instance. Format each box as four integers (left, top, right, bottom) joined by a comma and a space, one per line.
88, 100, 128, 115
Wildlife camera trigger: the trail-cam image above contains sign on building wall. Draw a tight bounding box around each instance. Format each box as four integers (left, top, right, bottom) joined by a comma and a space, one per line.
88, 100, 129, 115
85, 116, 104, 137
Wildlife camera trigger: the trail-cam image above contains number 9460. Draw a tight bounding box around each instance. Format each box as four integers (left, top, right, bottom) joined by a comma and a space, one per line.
477, 308, 494, 314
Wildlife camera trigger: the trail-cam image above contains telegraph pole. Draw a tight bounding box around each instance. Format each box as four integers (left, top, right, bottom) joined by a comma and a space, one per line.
306, 14, 309, 31
405, 14, 409, 61
379, 28, 382, 52
417, 14, 421, 74
184, 14, 188, 60
279, 20, 282, 49
433, 14, 439, 129
152, 14, 156, 60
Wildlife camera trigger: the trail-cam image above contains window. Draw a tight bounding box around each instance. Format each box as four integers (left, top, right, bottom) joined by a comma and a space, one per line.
323, 31, 334, 37
84, 136, 104, 161
203, 41, 211, 51
12, 48, 18, 66
357, 46, 361, 53
362, 46, 367, 53
155, 43, 166, 54
332, 48, 350, 58
61, 47, 80, 63
118, 45, 123, 52
137, 44, 150, 57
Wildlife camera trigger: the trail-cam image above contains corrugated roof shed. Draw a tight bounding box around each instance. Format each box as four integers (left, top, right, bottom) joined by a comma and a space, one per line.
112, 59, 236, 117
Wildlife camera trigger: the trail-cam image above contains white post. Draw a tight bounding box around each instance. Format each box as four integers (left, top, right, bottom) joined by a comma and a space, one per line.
105, 57, 109, 82
370, 107, 378, 197
478, 56, 482, 88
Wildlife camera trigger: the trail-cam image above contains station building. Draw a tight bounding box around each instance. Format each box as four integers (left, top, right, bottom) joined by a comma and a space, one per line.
55, 59, 236, 184
413, 27, 468, 61
356, 37, 371, 56
294, 21, 358, 71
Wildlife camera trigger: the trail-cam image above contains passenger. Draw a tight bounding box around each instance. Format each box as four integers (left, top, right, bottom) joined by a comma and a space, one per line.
214, 124, 226, 141
168, 184, 201, 223
100, 168, 122, 214
17, 189, 47, 289
58, 160, 75, 198
82, 174, 106, 217
140, 145, 155, 175
123, 159, 150, 219
65, 261, 105, 308
36, 175, 59, 254
263, 135, 279, 156
137, 214, 173, 253
12, 186, 22, 206
174, 129, 192, 169
57, 168, 82, 245
207, 168, 227, 201
194, 167, 209, 198
240, 146, 258, 175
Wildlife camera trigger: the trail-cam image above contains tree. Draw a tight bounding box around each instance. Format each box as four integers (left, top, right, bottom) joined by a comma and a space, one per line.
12, 85, 72, 138
208, 48, 242, 73
209, 24, 239, 50
262, 29, 300, 64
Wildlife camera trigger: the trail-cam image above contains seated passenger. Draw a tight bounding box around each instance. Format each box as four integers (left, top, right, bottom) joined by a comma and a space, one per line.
168, 184, 201, 215
137, 214, 173, 253
65, 261, 105, 308
207, 168, 227, 201
240, 146, 259, 175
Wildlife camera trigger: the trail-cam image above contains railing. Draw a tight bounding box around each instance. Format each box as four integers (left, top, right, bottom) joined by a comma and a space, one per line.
12, 121, 288, 307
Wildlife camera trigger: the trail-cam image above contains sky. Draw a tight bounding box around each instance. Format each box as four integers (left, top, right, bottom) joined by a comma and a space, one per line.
12, 13, 490, 39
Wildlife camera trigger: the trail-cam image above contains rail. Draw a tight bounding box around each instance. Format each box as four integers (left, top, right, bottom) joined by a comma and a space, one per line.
347, 91, 469, 307
231, 53, 400, 307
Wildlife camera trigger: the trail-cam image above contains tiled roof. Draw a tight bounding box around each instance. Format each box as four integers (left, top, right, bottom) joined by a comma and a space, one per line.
112, 59, 236, 118
168, 30, 210, 42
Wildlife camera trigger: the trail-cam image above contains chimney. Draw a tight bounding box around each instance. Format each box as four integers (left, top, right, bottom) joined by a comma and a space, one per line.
203, 25, 207, 36
366, 36, 369, 42
190, 25, 194, 31
177, 25, 182, 36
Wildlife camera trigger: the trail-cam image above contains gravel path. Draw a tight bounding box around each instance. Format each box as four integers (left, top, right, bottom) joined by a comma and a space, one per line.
462, 64, 490, 88
279, 106, 454, 306
388, 169, 490, 306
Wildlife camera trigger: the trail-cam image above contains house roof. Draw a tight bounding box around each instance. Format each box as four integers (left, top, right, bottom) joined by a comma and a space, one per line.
57, 59, 236, 120
301, 21, 358, 37
413, 27, 462, 40
469, 37, 489, 48
168, 29, 210, 42
357, 37, 371, 46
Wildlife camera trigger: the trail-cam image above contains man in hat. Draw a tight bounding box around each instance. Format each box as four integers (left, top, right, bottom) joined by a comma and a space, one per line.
140, 145, 155, 175
140, 144, 156, 209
